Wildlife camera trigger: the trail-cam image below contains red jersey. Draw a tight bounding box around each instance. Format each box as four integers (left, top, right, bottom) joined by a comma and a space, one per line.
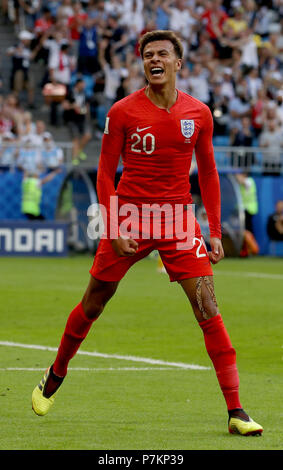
68, 13, 88, 40
201, 9, 228, 39
34, 17, 53, 35
97, 88, 221, 239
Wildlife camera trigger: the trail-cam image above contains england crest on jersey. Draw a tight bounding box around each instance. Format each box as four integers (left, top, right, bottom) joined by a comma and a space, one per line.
180, 120, 195, 138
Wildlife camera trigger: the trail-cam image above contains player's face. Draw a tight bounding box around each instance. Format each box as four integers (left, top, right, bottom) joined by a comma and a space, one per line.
142, 40, 182, 86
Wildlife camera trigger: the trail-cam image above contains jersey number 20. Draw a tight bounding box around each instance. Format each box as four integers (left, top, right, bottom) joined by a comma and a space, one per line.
131, 133, 155, 155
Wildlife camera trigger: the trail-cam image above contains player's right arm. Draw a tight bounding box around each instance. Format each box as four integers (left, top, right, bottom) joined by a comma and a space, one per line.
97, 105, 138, 256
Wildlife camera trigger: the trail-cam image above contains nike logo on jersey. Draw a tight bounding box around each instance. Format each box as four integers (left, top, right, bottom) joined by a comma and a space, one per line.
136, 126, 152, 132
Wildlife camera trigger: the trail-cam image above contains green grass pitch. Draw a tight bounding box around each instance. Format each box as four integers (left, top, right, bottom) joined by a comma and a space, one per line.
0, 254, 282, 450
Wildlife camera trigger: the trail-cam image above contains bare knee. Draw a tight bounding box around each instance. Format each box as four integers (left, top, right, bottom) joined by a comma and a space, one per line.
81, 277, 118, 320
200, 292, 219, 320
83, 297, 104, 319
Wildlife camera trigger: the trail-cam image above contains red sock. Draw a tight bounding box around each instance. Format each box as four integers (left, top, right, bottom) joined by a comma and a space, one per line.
53, 302, 95, 377
199, 314, 242, 411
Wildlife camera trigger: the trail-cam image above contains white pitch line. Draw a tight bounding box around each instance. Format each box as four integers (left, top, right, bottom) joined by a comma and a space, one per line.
215, 270, 283, 280
0, 341, 210, 371
0, 367, 182, 372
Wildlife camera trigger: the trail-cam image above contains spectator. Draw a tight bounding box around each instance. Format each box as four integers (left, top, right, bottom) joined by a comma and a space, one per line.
123, 61, 145, 95
62, 78, 92, 164
1, 94, 23, 134
77, 17, 99, 75
187, 63, 210, 104
262, 100, 281, 130
213, 19, 236, 64
230, 117, 254, 168
223, 6, 248, 36
267, 200, 283, 241
17, 135, 43, 174
21, 169, 61, 220
56, 0, 74, 24
259, 119, 283, 174
43, 30, 69, 81
42, 81, 67, 126
268, 28, 282, 57
201, 0, 228, 52
230, 47, 243, 82
0, 131, 17, 167
21, 172, 45, 220
176, 65, 191, 93
33, 119, 47, 146
41, 132, 64, 170
98, 39, 129, 113
154, 0, 170, 30
208, 81, 230, 136
254, 4, 277, 39
104, 0, 125, 19
251, 87, 268, 137
32, 6, 54, 64
103, 13, 129, 60
6, 30, 37, 108
87, 0, 108, 28
48, 42, 74, 87
228, 81, 251, 134
1, 0, 9, 23
120, 0, 145, 37
220, 67, 235, 100
246, 67, 263, 100
165, 0, 197, 40
236, 28, 260, 71
0, 108, 14, 136
17, 110, 36, 138
67, 2, 88, 53
47, 0, 61, 18
262, 55, 282, 99
34, 6, 54, 35
258, 41, 273, 73
18, 0, 42, 31
243, 0, 258, 30
235, 172, 259, 256
188, 30, 217, 73
47, 43, 75, 125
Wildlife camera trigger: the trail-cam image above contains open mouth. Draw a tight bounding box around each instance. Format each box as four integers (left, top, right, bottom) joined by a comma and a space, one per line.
150, 67, 164, 77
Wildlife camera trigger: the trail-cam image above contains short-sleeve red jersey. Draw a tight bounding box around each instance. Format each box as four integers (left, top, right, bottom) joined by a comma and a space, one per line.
97, 88, 221, 239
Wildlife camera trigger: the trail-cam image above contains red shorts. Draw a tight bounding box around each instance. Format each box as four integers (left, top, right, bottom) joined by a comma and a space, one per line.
90, 219, 213, 283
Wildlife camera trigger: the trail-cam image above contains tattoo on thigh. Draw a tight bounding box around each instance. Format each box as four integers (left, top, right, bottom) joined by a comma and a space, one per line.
195, 276, 218, 320
203, 276, 218, 306
195, 277, 206, 318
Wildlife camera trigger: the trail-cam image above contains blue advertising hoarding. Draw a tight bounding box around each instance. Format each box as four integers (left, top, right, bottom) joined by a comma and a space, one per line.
0, 221, 68, 257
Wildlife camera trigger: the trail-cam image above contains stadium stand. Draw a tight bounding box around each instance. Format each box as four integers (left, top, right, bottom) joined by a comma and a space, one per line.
0, 0, 282, 167
0, 0, 282, 255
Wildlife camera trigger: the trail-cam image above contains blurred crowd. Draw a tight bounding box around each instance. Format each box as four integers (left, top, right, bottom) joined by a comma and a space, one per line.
0, 101, 64, 172
0, 0, 283, 169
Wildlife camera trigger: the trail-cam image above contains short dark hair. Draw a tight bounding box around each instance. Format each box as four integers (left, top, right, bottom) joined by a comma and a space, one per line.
61, 43, 69, 51
75, 78, 84, 86
139, 30, 183, 59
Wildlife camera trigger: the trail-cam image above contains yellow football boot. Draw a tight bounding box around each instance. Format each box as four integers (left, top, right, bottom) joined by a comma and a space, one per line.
32, 366, 63, 416
157, 255, 166, 273
228, 415, 263, 436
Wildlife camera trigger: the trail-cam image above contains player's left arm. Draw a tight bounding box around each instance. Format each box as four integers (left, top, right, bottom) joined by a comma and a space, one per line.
194, 105, 224, 264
